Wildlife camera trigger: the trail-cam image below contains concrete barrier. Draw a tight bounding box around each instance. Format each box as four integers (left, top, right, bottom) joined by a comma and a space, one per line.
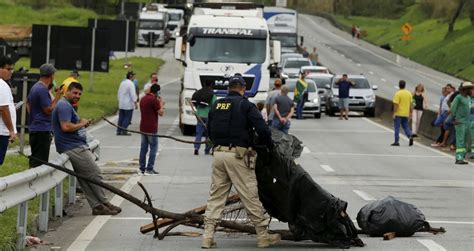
375, 96, 440, 141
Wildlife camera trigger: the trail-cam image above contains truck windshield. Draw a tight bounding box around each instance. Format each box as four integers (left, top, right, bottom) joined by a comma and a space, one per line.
271, 34, 297, 47
190, 37, 266, 64
169, 13, 182, 21
139, 20, 164, 30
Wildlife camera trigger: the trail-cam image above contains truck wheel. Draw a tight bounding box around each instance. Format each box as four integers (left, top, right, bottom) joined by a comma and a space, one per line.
314, 112, 321, 119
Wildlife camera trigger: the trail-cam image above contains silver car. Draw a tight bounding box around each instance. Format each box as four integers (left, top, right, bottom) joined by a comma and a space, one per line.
325, 74, 378, 117
305, 73, 333, 111
286, 79, 321, 119
280, 58, 312, 79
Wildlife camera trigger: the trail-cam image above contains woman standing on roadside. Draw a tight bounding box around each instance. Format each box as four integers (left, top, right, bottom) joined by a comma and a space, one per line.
412, 83, 428, 137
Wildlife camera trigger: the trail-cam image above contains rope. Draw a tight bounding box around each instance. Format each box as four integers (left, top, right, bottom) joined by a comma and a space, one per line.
101, 117, 208, 145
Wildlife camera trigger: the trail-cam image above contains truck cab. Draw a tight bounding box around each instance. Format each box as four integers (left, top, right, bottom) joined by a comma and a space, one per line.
166, 8, 184, 39
137, 5, 169, 47
174, 2, 281, 135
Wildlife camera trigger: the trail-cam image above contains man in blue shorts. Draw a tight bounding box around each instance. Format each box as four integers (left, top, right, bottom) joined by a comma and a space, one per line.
335, 74, 355, 120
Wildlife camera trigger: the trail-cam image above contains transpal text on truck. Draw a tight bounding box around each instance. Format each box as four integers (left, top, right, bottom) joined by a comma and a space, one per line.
174, 3, 281, 135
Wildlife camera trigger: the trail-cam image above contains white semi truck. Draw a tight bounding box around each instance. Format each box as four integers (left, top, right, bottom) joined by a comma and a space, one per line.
174, 2, 281, 135
137, 5, 169, 47
263, 6, 298, 53
166, 8, 185, 39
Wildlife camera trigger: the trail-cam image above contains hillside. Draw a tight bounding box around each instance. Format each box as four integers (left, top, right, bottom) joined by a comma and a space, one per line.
333, 4, 474, 82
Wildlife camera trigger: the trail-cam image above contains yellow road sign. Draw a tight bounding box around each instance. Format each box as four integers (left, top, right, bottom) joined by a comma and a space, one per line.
401, 22, 412, 35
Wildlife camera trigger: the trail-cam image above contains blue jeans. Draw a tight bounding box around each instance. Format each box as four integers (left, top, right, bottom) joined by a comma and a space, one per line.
394, 116, 412, 143
139, 135, 158, 171
117, 109, 134, 135
0, 135, 9, 165
296, 99, 304, 119
194, 117, 211, 153
272, 118, 291, 134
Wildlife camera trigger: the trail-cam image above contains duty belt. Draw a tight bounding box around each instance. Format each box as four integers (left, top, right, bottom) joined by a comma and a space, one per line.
214, 145, 249, 153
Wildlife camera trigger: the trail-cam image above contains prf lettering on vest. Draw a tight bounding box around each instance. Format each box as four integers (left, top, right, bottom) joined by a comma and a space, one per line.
216, 102, 231, 110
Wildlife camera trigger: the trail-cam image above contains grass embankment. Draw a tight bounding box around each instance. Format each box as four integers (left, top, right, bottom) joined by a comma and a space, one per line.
0, 0, 104, 26
0, 57, 163, 250
334, 4, 474, 82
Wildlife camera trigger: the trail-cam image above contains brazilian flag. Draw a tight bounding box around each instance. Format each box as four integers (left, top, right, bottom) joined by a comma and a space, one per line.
294, 79, 308, 103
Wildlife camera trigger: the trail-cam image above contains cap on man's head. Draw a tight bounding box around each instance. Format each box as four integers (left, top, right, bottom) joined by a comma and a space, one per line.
39, 63, 56, 77
228, 74, 246, 87
461, 81, 474, 89
126, 71, 135, 79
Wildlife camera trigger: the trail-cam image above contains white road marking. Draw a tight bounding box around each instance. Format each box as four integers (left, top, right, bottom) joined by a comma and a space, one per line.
362, 118, 456, 160
88, 115, 118, 133
394, 85, 399, 89
348, 58, 352, 62
320, 165, 335, 172
311, 152, 444, 158
357, 63, 361, 67
66, 216, 111, 251
369, 71, 374, 75
353, 190, 376, 201
302, 147, 311, 154
341, 54, 345, 57
67, 175, 142, 251
381, 78, 386, 82
417, 239, 446, 251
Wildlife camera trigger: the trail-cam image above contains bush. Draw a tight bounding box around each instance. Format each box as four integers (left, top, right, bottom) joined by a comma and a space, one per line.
420, 0, 459, 19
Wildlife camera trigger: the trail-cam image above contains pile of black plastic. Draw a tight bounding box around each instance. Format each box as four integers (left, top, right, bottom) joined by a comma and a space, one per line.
255, 129, 364, 248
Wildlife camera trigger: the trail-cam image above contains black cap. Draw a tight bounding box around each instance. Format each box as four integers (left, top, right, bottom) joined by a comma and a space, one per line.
71, 69, 80, 77
228, 74, 246, 87
126, 71, 135, 79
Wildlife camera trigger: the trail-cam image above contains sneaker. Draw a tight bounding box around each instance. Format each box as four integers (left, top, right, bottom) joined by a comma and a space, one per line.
455, 159, 468, 165
138, 170, 145, 175
104, 202, 122, 214
409, 137, 414, 146
412, 134, 418, 138
390, 142, 400, 146
145, 170, 159, 176
194, 149, 199, 155
92, 205, 118, 215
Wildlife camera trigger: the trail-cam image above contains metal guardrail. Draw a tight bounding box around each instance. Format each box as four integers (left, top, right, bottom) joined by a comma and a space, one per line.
0, 139, 100, 250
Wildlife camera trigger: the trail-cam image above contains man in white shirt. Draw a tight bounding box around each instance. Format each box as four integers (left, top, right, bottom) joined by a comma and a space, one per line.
0, 56, 17, 165
143, 72, 158, 94
117, 71, 138, 136
265, 79, 282, 124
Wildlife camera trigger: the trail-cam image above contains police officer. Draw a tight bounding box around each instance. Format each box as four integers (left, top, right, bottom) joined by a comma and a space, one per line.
202, 74, 280, 249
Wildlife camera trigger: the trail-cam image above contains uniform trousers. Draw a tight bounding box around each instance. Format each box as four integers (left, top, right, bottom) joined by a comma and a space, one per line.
204, 147, 268, 227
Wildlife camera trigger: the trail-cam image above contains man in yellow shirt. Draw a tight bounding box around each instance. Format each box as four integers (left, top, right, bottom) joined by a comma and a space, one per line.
392, 80, 414, 146
61, 69, 80, 109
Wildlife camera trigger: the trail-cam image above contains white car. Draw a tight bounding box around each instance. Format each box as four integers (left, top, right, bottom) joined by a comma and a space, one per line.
286, 78, 321, 119
300, 65, 330, 75
280, 57, 312, 79
305, 73, 333, 110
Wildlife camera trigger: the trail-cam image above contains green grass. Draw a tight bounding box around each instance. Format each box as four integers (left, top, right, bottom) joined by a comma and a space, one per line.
0, 0, 114, 26
14, 57, 164, 120
334, 4, 474, 82
1, 56, 164, 249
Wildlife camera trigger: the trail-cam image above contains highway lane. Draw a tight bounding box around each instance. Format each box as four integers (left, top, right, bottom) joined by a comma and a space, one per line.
298, 14, 464, 110
39, 16, 473, 251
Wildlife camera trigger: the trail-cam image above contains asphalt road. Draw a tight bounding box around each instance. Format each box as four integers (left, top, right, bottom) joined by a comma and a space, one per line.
37, 15, 474, 251
298, 14, 464, 111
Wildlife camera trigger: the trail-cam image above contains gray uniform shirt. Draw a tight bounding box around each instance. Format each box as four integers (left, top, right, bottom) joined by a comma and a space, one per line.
274, 95, 294, 118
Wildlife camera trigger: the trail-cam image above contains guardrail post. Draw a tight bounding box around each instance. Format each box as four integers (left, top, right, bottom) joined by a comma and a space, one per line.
68, 175, 76, 204
38, 191, 50, 232
54, 181, 63, 217
16, 201, 28, 250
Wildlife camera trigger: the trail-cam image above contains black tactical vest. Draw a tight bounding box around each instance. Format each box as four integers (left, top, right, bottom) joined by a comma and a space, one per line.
209, 95, 253, 147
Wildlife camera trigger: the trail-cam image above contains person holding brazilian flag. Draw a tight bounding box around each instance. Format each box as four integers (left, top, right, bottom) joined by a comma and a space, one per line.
293, 73, 308, 119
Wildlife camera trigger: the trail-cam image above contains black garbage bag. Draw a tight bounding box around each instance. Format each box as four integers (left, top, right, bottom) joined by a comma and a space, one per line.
255, 129, 363, 248
357, 196, 429, 237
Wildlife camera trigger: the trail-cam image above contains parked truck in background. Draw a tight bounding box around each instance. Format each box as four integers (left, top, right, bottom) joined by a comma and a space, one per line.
166, 8, 185, 39
0, 25, 32, 57
174, 2, 281, 135
263, 6, 298, 53
137, 4, 169, 47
